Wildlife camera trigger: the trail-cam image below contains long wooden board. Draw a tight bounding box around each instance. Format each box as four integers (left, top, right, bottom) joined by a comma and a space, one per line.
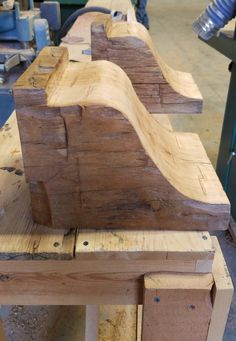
0, 222, 214, 305
13, 46, 230, 230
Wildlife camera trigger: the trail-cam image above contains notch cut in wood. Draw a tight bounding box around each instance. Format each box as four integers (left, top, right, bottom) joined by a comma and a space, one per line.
13, 47, 229, 230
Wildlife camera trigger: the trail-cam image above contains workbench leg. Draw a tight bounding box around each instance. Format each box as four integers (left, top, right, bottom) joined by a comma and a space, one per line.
0, 319, 6, 341
141, 273, 214, 341
84, 305, 99, 341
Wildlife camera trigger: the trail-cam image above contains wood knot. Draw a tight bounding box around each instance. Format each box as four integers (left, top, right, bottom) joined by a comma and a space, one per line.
0, 274, 10, 282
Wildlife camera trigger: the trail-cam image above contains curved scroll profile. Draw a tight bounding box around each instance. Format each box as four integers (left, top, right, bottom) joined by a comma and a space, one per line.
13, 47, 229, 230
91, 19, 203, 113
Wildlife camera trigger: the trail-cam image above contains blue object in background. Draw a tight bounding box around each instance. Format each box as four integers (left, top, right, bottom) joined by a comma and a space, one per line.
34, 19, 51, 52
193, 0, 236, 40
0, 1, 61, 126
136, 0, 149, 29
41, 1, 61, 31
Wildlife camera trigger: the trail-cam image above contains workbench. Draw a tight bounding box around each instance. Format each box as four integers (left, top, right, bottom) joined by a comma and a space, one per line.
0, 0, 233, 338
0, 113, 233, 340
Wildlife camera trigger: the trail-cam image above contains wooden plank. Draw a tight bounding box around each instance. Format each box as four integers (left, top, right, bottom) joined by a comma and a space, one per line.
142, 273, 214, 341
0, 229, 214, 305
207, 237, 234, 341
76, 230, 214, 264
13, 47, 230, 231
0, 258, 211, 306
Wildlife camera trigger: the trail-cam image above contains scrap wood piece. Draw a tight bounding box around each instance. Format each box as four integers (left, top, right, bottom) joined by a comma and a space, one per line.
91, 18, 203, 113
13, 46, 229, 230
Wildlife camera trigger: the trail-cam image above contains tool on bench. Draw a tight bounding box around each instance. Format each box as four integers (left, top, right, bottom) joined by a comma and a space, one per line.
0, 0, 61, 127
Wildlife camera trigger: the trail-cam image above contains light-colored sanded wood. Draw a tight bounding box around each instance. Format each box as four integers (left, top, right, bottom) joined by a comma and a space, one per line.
142, 272, 214, 341
99, 306, 137, 341
13, 46, 230, 230
91, 18, 203, 113
76, 230, 214, 262
0, 113, 75, 259
0, 237, 213, 306
207, 237, 234, 341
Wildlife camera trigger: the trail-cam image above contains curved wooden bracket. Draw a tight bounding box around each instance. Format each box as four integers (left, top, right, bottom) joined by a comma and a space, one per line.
13, 47, 229, 230
91, 19, 203, 113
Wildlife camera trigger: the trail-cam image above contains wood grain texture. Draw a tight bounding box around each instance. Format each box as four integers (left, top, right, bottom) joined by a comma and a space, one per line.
91, 18, 203, 113
99, 306, 137, 341
0, 113, 75, 260
76, 230, 214, 264
13, 46, 230, 230
0, 227, 214, 305
142, 273, 214, 341
207, 237, 234, 341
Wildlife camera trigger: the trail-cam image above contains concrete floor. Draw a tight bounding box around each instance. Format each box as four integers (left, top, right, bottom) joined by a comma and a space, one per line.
1, 0, 236, 340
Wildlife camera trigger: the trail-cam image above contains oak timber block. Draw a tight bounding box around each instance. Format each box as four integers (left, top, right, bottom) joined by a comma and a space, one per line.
91, 19, 203, 113
13, 47, 229, 230
142, 273, 214, 341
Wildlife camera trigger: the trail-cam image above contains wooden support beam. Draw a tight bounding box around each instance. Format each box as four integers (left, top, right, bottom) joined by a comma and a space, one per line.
0, 228, 214, 305
142, 273, 214, 341
84, 305, 99, 341
207, 237, 234, 341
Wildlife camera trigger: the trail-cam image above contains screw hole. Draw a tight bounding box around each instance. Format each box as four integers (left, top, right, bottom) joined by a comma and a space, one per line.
53, 242, 60, 247
83, 241, 89, 246
154, 296, 161, 303
202, 235, 208, 240
187, 304, 196, 311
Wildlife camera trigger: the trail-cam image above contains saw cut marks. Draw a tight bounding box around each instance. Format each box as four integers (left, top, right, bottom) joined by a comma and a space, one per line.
91, 18, 203, 113
13, 47, 229, 230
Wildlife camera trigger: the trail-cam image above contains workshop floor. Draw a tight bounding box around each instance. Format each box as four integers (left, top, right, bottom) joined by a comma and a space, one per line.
1, 0, 236, 340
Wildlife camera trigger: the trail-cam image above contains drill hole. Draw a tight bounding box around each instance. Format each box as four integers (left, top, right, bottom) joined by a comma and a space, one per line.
83, 241, 89, 246
53, 242, 60, 247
